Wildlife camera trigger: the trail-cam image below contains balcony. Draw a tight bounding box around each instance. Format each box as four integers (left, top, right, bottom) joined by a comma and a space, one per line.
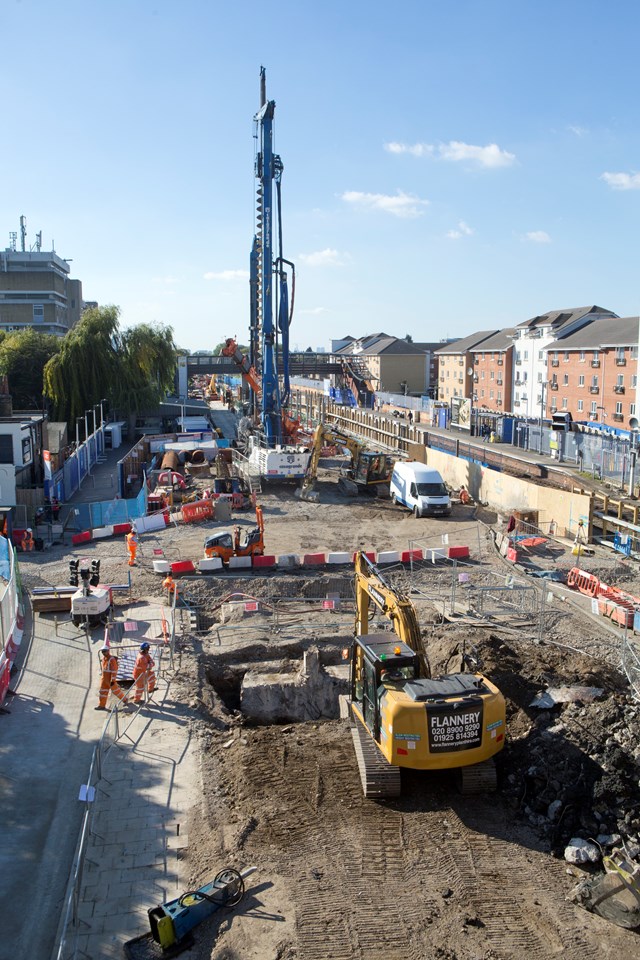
458, 378, 464, 384
515, 359, 522, 366
473, 375, 479, 383
550, 382, 558, 390
613, 413, 624, 422
616, 358, 626, 366
515, 379, 522, 386
551, 359, 559, 367
497, 378, 503, 386
458, 360, 464, 366
497, 358, 504, 366
614, 385, 625, 394
496, 399, 502, 406
591, 359, 600, 367
589, 386, 599, 394
514, 401, 520, 407
474, 358, 479, 365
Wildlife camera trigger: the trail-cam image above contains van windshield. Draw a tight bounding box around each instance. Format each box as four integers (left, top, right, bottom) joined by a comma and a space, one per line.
417, 482, 448, 497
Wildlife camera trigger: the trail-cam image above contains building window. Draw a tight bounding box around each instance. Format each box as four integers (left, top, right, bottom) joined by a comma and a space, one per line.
632, 375, 638, 388
631, 347, 638, 360
616, 347, 625, 362
490, 370, 494, 380
33, 304, 44, 323
617, 374, 624, 387
631, 403, 636, 417
481, 370, 485, 379
490, 389, 494, 399
0, 435, 13, 463
497, 392, 502, 403
563, 374, 569, 386
577, 400, 584, 412
564, 351, 570, 362
524, 350, 528, 360
538, 372, 543, 382
579, 350, 585, 362
578, 375, 585, 387
538, 351, 543, 361
591, 401, 598, 415
616, 402, 623, 415
562, 397, 568, 410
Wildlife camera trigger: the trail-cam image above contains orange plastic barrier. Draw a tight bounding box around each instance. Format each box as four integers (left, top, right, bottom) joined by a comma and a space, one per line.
181, 500, 213, 523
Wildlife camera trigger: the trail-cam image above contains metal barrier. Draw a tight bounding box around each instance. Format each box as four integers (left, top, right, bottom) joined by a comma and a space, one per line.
622, 634, 640, 701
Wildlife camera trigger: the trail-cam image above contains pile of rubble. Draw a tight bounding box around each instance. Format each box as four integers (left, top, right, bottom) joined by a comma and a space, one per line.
503, 688, 640, 856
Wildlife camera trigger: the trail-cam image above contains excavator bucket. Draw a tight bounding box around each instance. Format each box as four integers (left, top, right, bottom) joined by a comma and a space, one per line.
570, 849, 640, 928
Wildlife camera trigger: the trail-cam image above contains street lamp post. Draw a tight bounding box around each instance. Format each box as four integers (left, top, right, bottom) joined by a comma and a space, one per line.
539, 382, 547, 455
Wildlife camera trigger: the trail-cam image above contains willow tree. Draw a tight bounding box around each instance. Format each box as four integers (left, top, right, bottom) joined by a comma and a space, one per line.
43, 306, 178, 426
0, 328, 61, 409
43, 305, 120, 422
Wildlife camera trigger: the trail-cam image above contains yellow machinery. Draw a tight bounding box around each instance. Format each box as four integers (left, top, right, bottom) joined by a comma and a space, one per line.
347, 552, 506, 797
298, 423, 394, 500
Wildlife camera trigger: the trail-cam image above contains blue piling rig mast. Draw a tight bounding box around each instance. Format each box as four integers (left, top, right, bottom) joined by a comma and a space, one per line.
250, 67, 295, 447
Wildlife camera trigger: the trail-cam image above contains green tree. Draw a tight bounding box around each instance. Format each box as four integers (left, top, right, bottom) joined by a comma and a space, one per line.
43, 306, 178, 425
0, 328, 61, 409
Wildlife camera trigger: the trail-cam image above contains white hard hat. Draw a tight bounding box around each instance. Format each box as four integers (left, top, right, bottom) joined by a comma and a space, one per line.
100, 645, 110, 653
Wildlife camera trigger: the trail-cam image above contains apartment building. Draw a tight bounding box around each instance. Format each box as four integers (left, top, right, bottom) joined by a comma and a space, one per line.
511, 305, 618, 417
546, 316, 639, 427
0, 245, 83, 337
435, 331, 499, 403
469, 329, 515, 413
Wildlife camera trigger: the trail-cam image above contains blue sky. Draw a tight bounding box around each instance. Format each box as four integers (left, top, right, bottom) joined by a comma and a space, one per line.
2, 0, 639, 352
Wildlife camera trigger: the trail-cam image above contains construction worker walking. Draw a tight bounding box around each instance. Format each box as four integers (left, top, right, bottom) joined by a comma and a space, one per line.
95, 645, 128, 710
126, 528, 138, 567
132, 642, 156, 703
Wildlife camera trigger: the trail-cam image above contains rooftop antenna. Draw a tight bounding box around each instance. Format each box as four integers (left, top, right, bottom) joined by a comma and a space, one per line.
8, 232, 17, 252
20, 215, 27, 252
30, 231, 42, 253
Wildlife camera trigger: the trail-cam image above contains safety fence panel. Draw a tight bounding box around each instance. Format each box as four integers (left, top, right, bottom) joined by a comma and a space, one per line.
0, 547, 23, 707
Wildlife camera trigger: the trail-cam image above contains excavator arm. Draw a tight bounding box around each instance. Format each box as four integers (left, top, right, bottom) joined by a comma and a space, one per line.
221, 338, 261, 395
354, 551, 430, 677
298, 424, 364, 499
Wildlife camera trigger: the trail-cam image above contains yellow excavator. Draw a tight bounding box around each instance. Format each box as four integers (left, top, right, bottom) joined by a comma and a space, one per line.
346, 552, 506, 798
298, 423, 394, 500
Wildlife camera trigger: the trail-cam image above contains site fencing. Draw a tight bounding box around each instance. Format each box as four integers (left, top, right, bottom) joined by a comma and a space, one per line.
53, 654, 165, 960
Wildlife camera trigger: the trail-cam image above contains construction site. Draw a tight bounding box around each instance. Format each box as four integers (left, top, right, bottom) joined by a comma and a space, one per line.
2, 69, 640, 960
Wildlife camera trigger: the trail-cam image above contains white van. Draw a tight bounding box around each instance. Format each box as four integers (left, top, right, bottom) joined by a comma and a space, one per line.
390, 461, 451, 517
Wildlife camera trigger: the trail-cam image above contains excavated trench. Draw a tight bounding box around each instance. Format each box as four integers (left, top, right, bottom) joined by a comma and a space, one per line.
204, 637, 350, 723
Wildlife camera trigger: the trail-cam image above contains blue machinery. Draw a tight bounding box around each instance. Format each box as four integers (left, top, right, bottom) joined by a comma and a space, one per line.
125, 866, 255, 957
250, 67, 295, 446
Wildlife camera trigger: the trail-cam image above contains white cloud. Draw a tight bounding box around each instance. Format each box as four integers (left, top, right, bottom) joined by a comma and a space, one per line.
341, 189, 429, 218
525, 231, 551, 244
385, 140, 515, 168
601, 171, 640, 191
203, 269, 250, 281
568, 124, 588, 137
438, 141, 515, 168
446, 220, 474, 240
384, 142, 434, 157
298, 248, 345, 267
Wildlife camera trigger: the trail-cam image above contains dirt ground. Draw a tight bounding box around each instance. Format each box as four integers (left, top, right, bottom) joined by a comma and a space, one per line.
22, 462, 640, 959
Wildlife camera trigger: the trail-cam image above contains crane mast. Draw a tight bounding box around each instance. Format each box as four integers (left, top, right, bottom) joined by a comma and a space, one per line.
253, 66, 289, 446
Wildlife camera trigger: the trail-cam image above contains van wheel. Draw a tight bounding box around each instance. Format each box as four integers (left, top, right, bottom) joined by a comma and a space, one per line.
413, 506, 420, 518
391, 493, 396, 504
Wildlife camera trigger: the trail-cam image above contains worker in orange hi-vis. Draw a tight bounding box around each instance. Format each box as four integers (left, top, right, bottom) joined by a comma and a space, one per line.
162, 574, 177, 603
21, 528, 35, 552
95, 645, 128, 710
133, 642, 156, 703
126, 529, 138, 566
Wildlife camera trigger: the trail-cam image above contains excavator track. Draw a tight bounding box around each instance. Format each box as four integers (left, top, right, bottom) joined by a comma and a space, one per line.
350, 719, 401, 799
456, 759, 497, 794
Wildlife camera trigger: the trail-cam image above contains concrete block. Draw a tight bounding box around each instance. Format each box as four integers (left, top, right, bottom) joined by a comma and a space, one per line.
376, 550, 401, 564
401, 549, 424, 563
198, 557, 223, 572
92, 525, 114, 539
228, 555, 252, 569
153, 559, 170, 574
253, 555, 277, 568
427, 548, 447, 563
277, 554, 300, 570
302, 552, 326, 566
327, 552, 351, 565
448, 545, 470, 560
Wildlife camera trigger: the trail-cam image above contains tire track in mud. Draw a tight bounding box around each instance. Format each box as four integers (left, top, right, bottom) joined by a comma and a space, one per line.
402, 800, 601, 960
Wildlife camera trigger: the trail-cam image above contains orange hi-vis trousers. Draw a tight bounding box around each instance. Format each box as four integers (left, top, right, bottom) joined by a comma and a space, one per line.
132, 653, 156, 702
98, 654, 128, 707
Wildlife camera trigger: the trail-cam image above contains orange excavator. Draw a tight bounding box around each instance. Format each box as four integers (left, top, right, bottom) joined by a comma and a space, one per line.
203, 505, 265, 564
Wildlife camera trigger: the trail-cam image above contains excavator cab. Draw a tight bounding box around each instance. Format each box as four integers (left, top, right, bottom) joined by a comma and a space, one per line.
351, 635, 419, 739
352, 451, 394, 488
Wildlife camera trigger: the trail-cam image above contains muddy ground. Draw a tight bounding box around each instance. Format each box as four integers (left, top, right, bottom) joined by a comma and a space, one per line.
22, 463, 640, 959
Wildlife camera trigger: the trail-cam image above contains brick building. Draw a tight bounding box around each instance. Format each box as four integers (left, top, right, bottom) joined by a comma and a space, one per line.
469, 329, 515, 413
435, 331, 499, 404
546, 316, 639, 426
